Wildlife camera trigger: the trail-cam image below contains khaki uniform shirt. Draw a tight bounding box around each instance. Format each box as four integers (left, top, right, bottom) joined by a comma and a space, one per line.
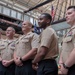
38, 26, 59, 59
15, 32, 39, 58
0, 39, 16, 60
62, 25, 75, 63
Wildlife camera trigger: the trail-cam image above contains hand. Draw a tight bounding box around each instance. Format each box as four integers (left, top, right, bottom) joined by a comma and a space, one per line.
58, 63, 63, 74
32, 63, 38, 70
14, 57, 23, 66
58, 70, 62, 75
2, 60, 11, 67
60, 64, 68, 74
0, 58, 2, 61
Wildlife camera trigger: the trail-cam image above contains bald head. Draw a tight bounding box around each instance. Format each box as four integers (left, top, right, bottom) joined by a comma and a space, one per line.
22, 21, 33, 27
22, 21, 33, 33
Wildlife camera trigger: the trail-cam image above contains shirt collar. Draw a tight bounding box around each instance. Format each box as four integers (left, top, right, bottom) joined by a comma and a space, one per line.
4, 39, 15, 43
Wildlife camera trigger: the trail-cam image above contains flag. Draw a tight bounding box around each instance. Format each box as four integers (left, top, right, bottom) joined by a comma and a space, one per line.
51, 5, 55, 19
34, 21, 37, 33
34, 21, 41, 34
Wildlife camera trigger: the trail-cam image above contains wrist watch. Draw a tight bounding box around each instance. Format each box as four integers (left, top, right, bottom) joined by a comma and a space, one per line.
20, 57, 23, 63
63, 63, 70, 69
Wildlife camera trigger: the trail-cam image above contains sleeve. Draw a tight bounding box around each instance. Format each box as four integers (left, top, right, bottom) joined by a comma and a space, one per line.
13, 40, 17, 51
31, 33, 39, 48
40, 28, 54, 48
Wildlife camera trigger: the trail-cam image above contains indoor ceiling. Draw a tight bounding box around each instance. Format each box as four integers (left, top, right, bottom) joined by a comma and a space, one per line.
0, 0, 75, 22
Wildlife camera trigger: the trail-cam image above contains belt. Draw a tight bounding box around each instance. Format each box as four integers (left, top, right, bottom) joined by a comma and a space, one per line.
51, 56, 58, 59
39, 59, 56, 64
44, 56, 58, 60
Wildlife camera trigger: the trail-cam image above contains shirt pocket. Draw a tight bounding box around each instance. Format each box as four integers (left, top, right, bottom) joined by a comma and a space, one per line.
63, 36, 72, 43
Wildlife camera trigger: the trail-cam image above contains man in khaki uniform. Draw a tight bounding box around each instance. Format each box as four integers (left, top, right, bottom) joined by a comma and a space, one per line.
14, 21, 39, 75
32, 13, 59, 75
59, 6, 75, 75
0, 27, 16, 75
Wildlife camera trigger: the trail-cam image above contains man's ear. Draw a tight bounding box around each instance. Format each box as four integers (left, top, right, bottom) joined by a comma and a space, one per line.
47, 19, 50, 24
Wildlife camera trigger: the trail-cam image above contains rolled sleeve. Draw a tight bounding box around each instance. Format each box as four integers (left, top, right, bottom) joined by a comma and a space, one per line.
31, 34, 39, 48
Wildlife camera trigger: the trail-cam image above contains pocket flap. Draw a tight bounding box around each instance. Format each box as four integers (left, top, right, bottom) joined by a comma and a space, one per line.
10, 47, 15, 50
0, 45, 6, 50
22, 39, 29, 43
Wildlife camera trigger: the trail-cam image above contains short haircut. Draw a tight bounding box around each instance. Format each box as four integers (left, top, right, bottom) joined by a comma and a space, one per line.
7, 26, 15, 32
42, 13, 52, 23
67, 6, 75, 10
